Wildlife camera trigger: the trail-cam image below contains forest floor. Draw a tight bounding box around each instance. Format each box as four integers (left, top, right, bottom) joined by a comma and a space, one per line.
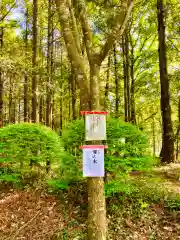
0, 164, 180, 240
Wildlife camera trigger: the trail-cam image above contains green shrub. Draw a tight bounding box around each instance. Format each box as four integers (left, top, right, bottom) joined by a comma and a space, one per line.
62, 117, 156, 196
0, 123, 65, 182
62, 118, 152, 175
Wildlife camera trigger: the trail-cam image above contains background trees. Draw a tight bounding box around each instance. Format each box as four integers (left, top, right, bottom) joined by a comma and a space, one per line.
0, 0, 179, 161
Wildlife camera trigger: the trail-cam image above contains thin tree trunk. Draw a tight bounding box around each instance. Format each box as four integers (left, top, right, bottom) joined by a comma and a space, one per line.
46, 0, 53, 127
114, 44, 119, 117
130, 41, 136, 124
8, 76, 13, 123
176, 97, 180, 161
31, 0, 38, 123
30, 0, 38, 168
18, 94, 21, 123
59, 48, 63, 135
39, 96, 43, 123
125, 31, 131, 121
122, 34, 130, 122
68, 73, 71, 120
152, 116, 156, 156
0, 26, 4, 127
157, 0, 174, 163
24, 9, 28, 122
70, 67, 76, 120
104, 55, 110, 110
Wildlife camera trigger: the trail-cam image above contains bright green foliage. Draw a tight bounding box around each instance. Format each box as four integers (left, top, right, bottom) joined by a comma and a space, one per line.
62, 118, 154, 183
0, 123, 64, 182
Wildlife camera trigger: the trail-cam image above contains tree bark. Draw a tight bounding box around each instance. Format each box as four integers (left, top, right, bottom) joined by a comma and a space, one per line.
114, 44, 119, 117
8, 76, 14, 123
152, 116, 156, 156
46, 0, 53, 127
54, 1, 134, 238
31, 0, 38, 123
39, 96, 44, 123
129, 34, 136, 124
70, 67, 76, 120
59, 47, 63, 135
0, 26, 4, 127
176, 97, 180, 161
104, 55, 110, 110
24, 9, 29, 122
157, 0, 174, 163
122, 32, 130, 122
88, 62, 106, 240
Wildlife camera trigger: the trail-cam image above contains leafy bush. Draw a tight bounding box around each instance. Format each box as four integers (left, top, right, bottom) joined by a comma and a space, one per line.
61, 117, 156, 196
62, 118, 152, 175
0, 123, 65, 182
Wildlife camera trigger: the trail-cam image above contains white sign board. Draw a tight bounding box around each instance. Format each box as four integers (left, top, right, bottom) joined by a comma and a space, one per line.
82, 146, 104, 177
85, 114, 106, 141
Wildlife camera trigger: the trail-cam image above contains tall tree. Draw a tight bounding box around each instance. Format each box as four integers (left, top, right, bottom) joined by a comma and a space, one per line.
122, 31, 130, 122
55, 0, 134, 239
32, 0, 38, 122
46, 0, 53, 127
114, 44, 119, 117
24, 9, 29, 122
0, 25, 3, 128
157, 0, 174, 163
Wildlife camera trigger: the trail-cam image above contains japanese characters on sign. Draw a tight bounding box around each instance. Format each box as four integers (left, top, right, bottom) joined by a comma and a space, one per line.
84, 112, 107, 141
80, 111, 108, 178
82, 145, 105, 177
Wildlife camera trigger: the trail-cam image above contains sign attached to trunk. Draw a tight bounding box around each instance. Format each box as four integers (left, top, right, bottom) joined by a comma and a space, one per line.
81, 145, 107, 177
81, 111, 107, 141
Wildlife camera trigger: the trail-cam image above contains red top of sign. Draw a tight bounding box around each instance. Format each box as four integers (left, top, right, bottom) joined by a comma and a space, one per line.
80, 145, 108, 149
80, 111, 108, 115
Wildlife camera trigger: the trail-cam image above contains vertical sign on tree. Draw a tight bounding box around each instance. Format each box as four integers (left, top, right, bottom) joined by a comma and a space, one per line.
81, 111, 107, 141
81, 145, 108, 177
80, 111, 108, 176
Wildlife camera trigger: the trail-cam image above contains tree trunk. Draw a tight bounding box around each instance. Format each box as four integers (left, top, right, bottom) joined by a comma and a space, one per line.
130, 41, 136, 124
31, 0, 38, 123
176, 97, 180, 161
104, 55, 110, 110
157, 0, 174, 163
68, 73, 71, 120
39, 96, 43, 123
59, 48, 63, 135
8, 76, 13, 123
24, 9, 28, 122
113, 44, 119, 117
88, 63, 106, 240
70, 67, 76, 120
54, 1, 133, 239
122, 33, 130, 122
18, 93, 21, 123
0, 26, 4, 127
152, 116, 156, 156
46, 0, 53, 127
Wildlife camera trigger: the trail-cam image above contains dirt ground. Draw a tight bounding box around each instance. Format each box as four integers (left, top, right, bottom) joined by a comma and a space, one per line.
0, 164, 180, 240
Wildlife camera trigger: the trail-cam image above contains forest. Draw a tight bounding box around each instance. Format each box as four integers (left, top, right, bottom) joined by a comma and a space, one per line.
0, 0, 180, 239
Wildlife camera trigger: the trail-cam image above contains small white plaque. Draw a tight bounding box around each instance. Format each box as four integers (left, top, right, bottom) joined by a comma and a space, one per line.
83, 147, 104, 177
85, 114, 106, 141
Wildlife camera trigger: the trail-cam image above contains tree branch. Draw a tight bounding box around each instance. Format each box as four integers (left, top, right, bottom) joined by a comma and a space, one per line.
75, 0, 93, 63
134, 34, 156, 63
55, 0, 90, 97
98, 0, 134, 64
144, 112, 158, 121
67, 0, 82, 55
0, 3, 16, 21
